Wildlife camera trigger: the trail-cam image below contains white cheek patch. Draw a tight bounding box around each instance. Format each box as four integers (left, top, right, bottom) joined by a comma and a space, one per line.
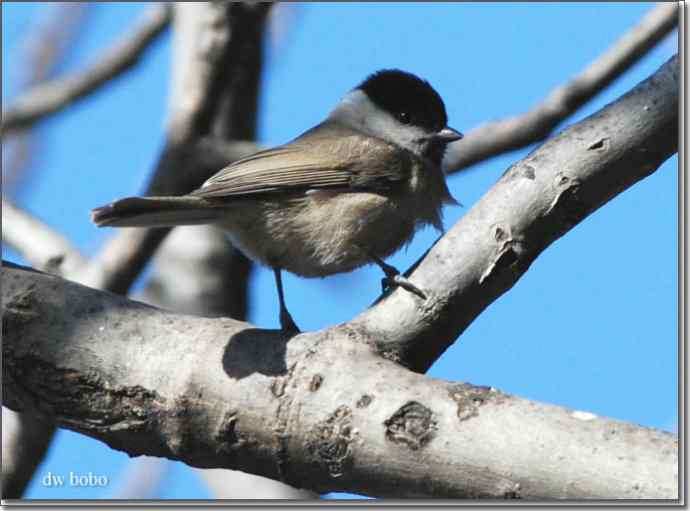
329, 90, 427, 153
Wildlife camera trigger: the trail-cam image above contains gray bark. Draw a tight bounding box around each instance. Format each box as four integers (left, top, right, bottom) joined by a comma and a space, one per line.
2, 263, 677, 498
143, 226, 316, 498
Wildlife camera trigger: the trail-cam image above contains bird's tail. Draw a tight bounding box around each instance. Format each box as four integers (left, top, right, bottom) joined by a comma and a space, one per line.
91, 196, 226, 228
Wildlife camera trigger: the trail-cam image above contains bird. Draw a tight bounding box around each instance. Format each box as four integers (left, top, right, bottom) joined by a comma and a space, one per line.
92, 69, 462, 333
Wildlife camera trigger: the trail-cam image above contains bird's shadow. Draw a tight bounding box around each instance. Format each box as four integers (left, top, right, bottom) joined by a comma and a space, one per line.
222, 328, 295, 380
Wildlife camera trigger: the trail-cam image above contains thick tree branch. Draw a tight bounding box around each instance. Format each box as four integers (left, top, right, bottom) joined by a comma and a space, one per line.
443, 3, 677, 173
358, 55, 679, 373
1, 4, 171, 135
141, 227, 314, 499
2, 263, 678, 498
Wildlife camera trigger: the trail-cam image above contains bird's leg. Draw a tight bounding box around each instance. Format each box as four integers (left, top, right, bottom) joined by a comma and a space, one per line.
367, 252, 426, 299
273, 268, 300, 333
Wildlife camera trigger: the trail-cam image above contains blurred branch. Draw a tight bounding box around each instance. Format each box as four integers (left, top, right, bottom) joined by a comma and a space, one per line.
1, 4, 171, 135
358, 55, 679, 372
1, 409, 55, 499
193, 137, 262, 171
2, 263, 677, 498
3, 3, 89, 191
444, 2, 678, 173
141, 226, 249, 318
2, 199, 88, 276
106, 457, 167, 499
83, 3, 271, 295
200, 467, 318, 499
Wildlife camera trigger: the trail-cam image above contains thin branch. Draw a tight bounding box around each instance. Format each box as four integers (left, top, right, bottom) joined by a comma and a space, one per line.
2, 263, 677, 498
358, 55, 679, 372
106, 457, 167, 499
1, 409, 55, 499
1, 4, 171, 135
200, 468, 315, 499
3, 3, 89, 192
443, 3, 678, 173
2, 199, 88, 277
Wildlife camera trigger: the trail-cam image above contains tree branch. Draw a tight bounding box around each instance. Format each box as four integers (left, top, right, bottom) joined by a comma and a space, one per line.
2, 263, 678, 498
2, 199, 88, 277
141, 226, 315, 499
443, 3, 677, 173
1, 4, 171, 135
1, 408, 55, 499
2, 3, 89, 192
357, 54, 678, 373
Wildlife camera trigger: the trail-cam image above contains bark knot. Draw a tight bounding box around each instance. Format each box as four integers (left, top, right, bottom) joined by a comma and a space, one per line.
448, 383, 503, 421
503, 163, 536, 181
356, 394, 373, 408
480, 224, 521, 284
307, 405, 355, 478
384, 401, 437, 450
309, 374, 323, 392
215, 410, 244, 454
547, 172, 585, 226
587, 137, 610, 151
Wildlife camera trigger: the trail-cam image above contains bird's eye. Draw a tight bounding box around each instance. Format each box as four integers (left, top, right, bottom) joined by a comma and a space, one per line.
397, 111, 411, 124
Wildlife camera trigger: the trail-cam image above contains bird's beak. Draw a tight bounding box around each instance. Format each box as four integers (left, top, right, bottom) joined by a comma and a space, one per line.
436, 126, 464, 143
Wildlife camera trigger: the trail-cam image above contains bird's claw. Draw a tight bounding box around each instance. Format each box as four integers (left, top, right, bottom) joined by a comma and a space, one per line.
381, 274, 427, 299
280, 310, 301, 334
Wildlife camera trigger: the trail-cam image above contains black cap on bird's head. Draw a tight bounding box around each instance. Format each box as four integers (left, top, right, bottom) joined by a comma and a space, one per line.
356, 69, 462, 143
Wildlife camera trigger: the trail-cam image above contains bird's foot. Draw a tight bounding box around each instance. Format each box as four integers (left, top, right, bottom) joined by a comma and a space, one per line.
280, 309, 301, 334
366, 250, 427, 299
381, 272, 426, 299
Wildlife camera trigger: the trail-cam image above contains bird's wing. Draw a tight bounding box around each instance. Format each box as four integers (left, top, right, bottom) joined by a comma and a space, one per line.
190, 125, 411, 199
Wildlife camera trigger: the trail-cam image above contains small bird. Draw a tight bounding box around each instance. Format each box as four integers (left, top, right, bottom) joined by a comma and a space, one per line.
92, 69, 462, 332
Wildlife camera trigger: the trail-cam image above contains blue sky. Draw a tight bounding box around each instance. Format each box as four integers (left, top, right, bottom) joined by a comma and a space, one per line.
3, 2, 678, 500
